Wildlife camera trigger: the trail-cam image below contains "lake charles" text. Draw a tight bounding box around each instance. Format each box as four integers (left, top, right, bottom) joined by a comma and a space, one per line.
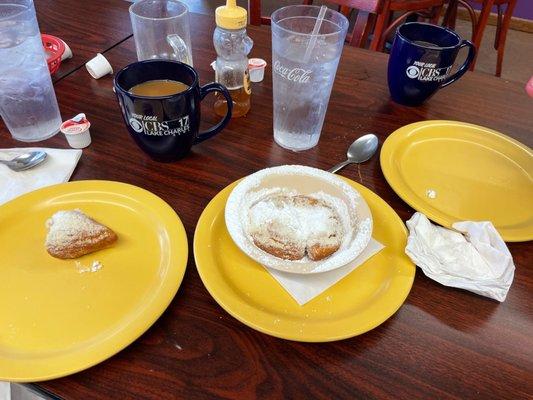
129, 113, 190, 136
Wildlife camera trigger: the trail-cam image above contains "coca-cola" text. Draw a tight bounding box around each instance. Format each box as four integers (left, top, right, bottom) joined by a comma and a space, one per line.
273, 61, 312, 83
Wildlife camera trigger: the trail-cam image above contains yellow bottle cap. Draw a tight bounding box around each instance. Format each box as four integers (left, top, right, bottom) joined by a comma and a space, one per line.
215, 0, 247, 30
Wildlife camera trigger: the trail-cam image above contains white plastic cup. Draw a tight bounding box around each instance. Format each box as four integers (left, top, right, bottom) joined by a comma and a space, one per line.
249, 58, 267, 82
85, 53, 113, 79
60, 39, 73, 61
60, 114, 92, 148
129, 0, 193, 65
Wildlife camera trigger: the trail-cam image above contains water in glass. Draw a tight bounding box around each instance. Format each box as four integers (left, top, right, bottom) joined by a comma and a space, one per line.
0, 0, 62, 142
271, 6, 348, 151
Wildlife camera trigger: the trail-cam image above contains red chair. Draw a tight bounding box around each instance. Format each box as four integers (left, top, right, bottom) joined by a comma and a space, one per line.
442, 0, 477, 32
369, 0, 446, 51
249, 0, 380, 48
443, 0, 517, 77
249, 0, 447, 51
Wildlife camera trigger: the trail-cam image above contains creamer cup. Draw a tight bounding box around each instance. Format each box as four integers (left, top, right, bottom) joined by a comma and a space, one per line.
60, 113, 91, 148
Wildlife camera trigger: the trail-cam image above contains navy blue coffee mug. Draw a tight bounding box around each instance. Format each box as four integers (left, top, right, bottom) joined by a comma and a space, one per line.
387, 22, 476, 106
114, 60, 232, 162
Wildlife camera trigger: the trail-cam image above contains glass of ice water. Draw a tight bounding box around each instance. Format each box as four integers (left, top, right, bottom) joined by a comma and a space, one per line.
271, 5, 348, 151
0, 0, 62, 142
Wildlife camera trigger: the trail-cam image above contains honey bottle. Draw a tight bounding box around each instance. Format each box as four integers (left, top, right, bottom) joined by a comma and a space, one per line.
213, 0, 253, 118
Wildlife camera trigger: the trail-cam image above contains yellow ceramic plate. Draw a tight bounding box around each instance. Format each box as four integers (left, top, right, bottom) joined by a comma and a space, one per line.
194, 178, 415, 342
380, 120, 533, 242
0, 181, 187, 382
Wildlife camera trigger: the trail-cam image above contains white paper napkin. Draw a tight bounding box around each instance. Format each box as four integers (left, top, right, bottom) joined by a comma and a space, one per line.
0, 147, 82, 205
266, 238, 384, 305
405, 212, 515, 302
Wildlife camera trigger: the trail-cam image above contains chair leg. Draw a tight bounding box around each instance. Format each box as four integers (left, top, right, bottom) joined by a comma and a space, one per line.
443, 0, 458, 29
339, 5, 351, 17
458, 0, 477, 39
494, 4, 503, 50
469, 0, 495, 71
370, 2, 390, 51
430, 4, 444, 24
495, 0, 517, 77
363, 13, 376, 48
350, 11, 375, 48
249, 0, 261, 25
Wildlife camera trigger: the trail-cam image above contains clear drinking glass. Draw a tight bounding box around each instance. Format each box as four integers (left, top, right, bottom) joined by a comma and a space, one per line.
271, 5, 348, 151
0, 0, 62, 142
129, 0, 193, 66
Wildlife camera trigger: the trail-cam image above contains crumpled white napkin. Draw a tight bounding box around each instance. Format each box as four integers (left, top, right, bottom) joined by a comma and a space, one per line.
266, 238, 384, 305
0, 147, 82, 205
405, 212, 515, 302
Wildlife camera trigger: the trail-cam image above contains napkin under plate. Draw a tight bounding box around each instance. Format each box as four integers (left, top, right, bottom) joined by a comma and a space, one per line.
266, 238, 384, 305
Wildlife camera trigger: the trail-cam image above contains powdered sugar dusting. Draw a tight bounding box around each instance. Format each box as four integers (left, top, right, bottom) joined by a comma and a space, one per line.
245, 188, 350, 261
45, 209, 108, 250
225, 165, 373, 274
76, 260, 103, 273
426, 189, 437, 199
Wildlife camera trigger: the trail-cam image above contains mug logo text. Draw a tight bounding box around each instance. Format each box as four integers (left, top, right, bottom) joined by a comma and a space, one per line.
129, 113, 190, 136
406, 61, 452, 82
273, 61, 311, 83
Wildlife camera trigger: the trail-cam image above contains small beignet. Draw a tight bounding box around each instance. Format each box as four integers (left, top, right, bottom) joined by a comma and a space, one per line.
248, 194, 343, 261
45, 209, 117, 259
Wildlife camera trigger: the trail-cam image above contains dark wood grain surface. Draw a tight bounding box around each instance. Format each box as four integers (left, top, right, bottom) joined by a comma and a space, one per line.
34, 0, 132, 81
1, 11, 532, 400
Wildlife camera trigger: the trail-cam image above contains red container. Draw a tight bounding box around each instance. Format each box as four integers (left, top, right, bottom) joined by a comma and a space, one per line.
42, 34, 65, 75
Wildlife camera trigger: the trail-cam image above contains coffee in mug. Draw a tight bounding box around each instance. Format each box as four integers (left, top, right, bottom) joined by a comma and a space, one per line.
412, 40, 438, 47
129, 79, 190, 96
114, 60, 232, 162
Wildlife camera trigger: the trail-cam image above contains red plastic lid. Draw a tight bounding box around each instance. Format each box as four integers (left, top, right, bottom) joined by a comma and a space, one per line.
60, 114, 91, 135
42, 34, 65, 74
249, 58, 267, 69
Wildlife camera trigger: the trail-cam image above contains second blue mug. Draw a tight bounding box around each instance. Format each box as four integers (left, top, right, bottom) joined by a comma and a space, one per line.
388, 22, 476, 106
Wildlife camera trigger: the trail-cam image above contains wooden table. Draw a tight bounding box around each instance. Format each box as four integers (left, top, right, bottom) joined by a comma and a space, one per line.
1, 11, 532, 400
34, 0, 133, 80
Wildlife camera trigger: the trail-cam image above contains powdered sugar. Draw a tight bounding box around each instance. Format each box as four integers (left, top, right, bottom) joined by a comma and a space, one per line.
245, 188, 350, 259
426, 189, 437, 199
75, 260, 103, 273
225, 165, 373, 274
45, 209, 107, 249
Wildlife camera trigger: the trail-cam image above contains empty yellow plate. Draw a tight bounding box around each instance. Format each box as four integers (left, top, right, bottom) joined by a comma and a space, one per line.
0, 181, 187, 382
381, 120, 533, 242
193, 178, 415, 342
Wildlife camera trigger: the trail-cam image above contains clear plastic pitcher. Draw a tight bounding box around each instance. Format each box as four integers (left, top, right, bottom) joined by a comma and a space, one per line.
271, 6, 348, 151
0, 0, 62, 142
129, 0, 193, 66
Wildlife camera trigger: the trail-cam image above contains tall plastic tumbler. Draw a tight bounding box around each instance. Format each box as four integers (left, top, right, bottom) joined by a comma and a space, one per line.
130, 0, 193, 66
0, 0, 62, 142
271, 6, 348, 151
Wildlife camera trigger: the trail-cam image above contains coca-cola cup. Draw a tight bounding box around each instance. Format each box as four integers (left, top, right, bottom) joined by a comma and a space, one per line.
271, 5, 348, 151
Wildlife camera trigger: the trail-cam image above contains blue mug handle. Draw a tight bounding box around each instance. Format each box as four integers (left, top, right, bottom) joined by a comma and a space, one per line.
440, 40, 476, 88
195, 82, 233, 144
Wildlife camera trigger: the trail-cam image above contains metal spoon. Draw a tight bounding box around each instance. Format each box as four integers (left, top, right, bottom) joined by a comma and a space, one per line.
328, 134, 379, 174
0, 150, 47, 172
